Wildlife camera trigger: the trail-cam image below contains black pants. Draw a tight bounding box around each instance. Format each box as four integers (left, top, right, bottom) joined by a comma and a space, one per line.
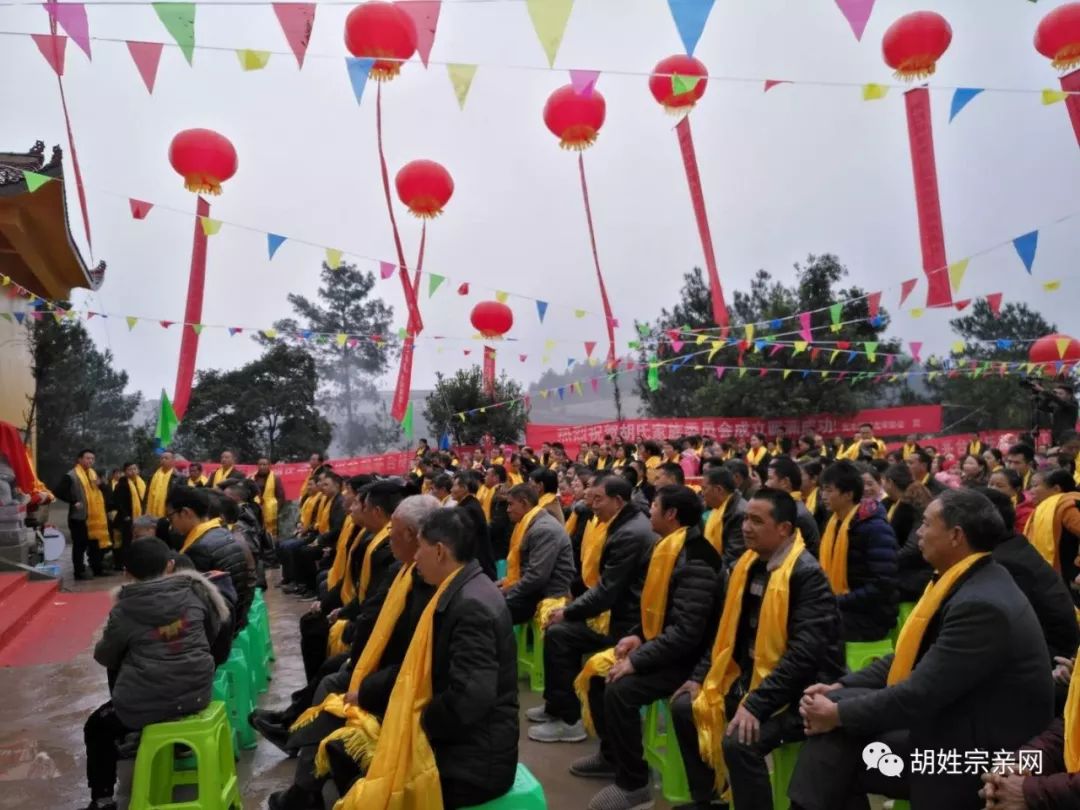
300, 611, 332, 683
507, 593, 542, 626
788, 724, 910, 810
587, 667, 687, 791
671, 692, 804, 808
84, 701, 133, 800
542, 620, 614, 724
71, 519, 104, 576
295, 544, 323, 591
283, 653, 350, 727
279, 537, 306, 584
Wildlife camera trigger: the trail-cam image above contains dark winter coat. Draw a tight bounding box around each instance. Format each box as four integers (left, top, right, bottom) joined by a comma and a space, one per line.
836, 500, 899, 642
421, 561, 519, 809
94, 569, 229, 729
503, 510, 575, 616
716, 492, 748, 572
457, 495, 496, 581
112, 476, 146, 524
890, 500, 933, 601
794, 501, 821, 558
183, 525, 255, 631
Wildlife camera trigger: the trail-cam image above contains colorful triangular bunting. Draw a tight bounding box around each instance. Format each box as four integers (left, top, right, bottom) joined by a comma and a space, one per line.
666, 0, 715, 55
346, 57, 374, 104
862, 82, 889, 101
127, 41, 164, 93
129, 198, 153, 219
948, 258, 969, 292
267, 233, 286, 259
152, 3, 196, 66
272, 3, 316, 68
948, 87, 984, 122
1013, 231, 1038, 274
199, 216, 221, 236
44, 2, 91, 59
536, 300, 548, 323
236, 49, 271, 71
428, 274, 445, 297
22, 171, 52, 193
570, 68, 600, 96
447, 63, 477, 110
834, 0, 875, 41
31, 33, 67, 76
525, 0, 574, 67
399, 0, 440, 67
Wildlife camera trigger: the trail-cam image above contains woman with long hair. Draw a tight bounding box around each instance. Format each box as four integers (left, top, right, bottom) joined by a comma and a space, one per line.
883, 463, 934, 601
960, 453, 990, 487
988, 468, 1034, 535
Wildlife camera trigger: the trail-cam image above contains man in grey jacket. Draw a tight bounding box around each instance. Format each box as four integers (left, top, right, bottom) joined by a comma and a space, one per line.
82, 536, 228, 810
502, 484, 575, 625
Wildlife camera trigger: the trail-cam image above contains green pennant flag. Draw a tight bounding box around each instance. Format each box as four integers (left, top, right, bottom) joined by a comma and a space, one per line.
428, 274, 446, 297
22, 171, 52, 193
191, 323, 204, 335
153, 2, 196, 65
829, 302, 843, 332
864, 341, 878, 362
671, 73, 702, 96
401, 401, 414, 440
647, 362, 660, 391
637, 323, 651, 337
155, 388, 179, 448
397, 327, 408, 340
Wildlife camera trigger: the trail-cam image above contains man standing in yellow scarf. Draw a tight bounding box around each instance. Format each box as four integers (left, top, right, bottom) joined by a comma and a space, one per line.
500, 484, 575, 625
145, 451, 176, 518
700, 465, 747, 569
251, 457, 285, 539
210, 449, 243, 489
111, 461, 147, 571
55, 448, 109, 580
529, 475, 656, 744
1024, 469, 1080, 586
1007, 443, 1037, 492
668, 488, 842, 810
793, 489, 1053, 810
571, 486, 722, 810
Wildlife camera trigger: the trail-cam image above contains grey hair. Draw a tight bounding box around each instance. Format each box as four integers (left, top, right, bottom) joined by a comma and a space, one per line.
132, 515, 159, 532
936, 488, 1006, 552
392, 494, 441, 531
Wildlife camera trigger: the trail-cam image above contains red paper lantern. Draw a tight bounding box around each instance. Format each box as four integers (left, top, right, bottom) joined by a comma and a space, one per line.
395, 160, 454, 218
344, 1, 417, 82
543, 85, 606, 151
1029, 333, 1080, 372
649, 55, 708, 114
1035, 3, 1080, 72
471, 301, 513, 338
168, 129, 238, 195
882, 11, 953, 80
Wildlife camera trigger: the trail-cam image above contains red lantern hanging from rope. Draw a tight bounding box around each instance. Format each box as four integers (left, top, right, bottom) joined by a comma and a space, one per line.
648, 55, 708, 115
1029, 333, 1080, 372
1036, 3, 1080, 71
543, 84, 606, 150
395, 160, 454, 218
344, 1, 417, 82
471, 301, 513, 338
882, 11, 953, 80
168, 129, 238, 195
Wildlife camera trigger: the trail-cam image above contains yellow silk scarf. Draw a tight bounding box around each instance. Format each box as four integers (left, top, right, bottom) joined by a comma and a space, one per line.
327, 517, 357, 591
127, 476, 146, 519
188, 475, 208, 487
805, 488, 818, 515
358, 524, 393, 602
692, 535, 805, 795
746, 446, 767, 467
1026, 493, 1069, 570
703, 497, 729, 554
580, 517, 611, 635
887, 500, 899, 523
340, 528, 368, 608
180, 519, 223, 553
259, 471, 279, 536
1064, 650, 1080, 772
335, 566, 463, 810
819, 509, 857, 595
887, 553, 989, 684
508, 471, 524, 487
539, 492, 558, 511
477, 485, 494, 521
211, 466, 235, 488
74, 466, 110, 549
300, 493, 324, 531
316, 494, 334, 534
145, 468, 172, 517
504, 505, 544, 587
565, 512, 579, 538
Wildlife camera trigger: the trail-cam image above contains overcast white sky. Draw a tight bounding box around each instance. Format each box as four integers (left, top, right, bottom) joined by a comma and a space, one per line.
2, 0, 1079, 401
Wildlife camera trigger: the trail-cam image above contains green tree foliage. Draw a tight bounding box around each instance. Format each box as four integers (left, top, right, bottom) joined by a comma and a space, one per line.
637, 256, 904, 418
926, 300, 1056, 433
173, 343, 331, 462
26, 314, 141, 486
423, 366, 528, 445
272, 261, 395, 455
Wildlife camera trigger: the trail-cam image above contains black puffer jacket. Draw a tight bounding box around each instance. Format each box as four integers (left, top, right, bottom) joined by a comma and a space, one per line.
183, 525, 255, 631
892, 500, 932, 601
422, 561, 519, 809
563, 505, 656, 638
718, 493, 748, 571
626, 529, 723, 674
836, 499, 899, 642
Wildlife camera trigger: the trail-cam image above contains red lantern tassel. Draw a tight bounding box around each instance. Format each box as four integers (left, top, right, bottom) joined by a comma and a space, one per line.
173, 195, 210, 420
1060, 67, 1080, 149
674, 117, 730, 328
903, 87, 953, 309
577, 153, 617, 367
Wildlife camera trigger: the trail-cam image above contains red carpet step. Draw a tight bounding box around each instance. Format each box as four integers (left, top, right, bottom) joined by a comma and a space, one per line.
0, 573, 113, 668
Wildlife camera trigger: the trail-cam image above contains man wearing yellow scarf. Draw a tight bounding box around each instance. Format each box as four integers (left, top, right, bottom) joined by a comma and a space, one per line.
700, 465, 747, 569
839, 424, 888, 461
1007, 443, 1037, 492
186, 462, 208, 488
793, 489, 1053, 810
800, 460, 829, 535
571, 486, 722, 810
765, 457, 823, 557
528, 467, 566, 526
251, 456, 285, 539
145, 452, 175, 518
56, 448, 109, 579
329, 505, 520, 810
901, 434, 921, 461
1024, 469, 1080, 583
285, 473, 347, 599
112, 461, 147, 571
529, 475, 656, 744
819, 461, 900, 642
210, 449, 243, 489
500, 485, 574, 625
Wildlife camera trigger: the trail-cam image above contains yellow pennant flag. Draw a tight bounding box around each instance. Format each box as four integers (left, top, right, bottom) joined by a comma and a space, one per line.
126, 316, 138, 330
336, 333, 347, 347
326, 248, 343, 270
1057, 338, 1071, 359
910, 308, 925, 319
263, 328, 278, 340
496, 290, 509, 303
544, 338, 557, 352
1043, 280, 1062, 292
744, 324, 754, 343
574, 309, 586, 318
708, 340, 723, 361
1042, 89, 1069, 105
948, 258, 969, 292
793, 341, 808, 355
236, 49, 271, 70
526, 0, 574, 67
783, 369, 792, 379
738, 367, 748, 378
200, 217, 222, 236
695, 334, 707, 345
830, 349, 840, 364
447, 64, 477, 110
863, 83, 889, 101
951, 340, 965, 354
588, 357, 598, 367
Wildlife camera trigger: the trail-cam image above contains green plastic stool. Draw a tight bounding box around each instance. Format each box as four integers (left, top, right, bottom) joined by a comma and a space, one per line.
252, 591, 275, 662
210, 670, 240, 755
460, 763, 547, 809
219, 648, 257, 750
845, 638, 894, 672
514, 621, 545, 693
891, 801, 911, 810
642, 701, 691, 804
241, 623, 270, 694
495, 559, 508, 580
768, 742, 802, 810
128, 701, 241, 810
888, 602, 916, 644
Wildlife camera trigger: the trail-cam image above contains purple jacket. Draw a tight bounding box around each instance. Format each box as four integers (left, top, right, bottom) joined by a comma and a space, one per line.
1021, 717, 1080, 809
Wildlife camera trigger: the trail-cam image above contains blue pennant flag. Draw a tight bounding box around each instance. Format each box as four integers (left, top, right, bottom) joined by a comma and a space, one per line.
346, 57, 374, 104
770, 319, 783, 330
557, 387, 565, 400
667, 0, 716, 55
567, 358, 575, 369
1013, 231, 1038, 274
13, 311, 24, 324
536, 300, 548, 323
753, 339, 766, 353
267, 233, 287, 259
996, 339, 1014, 351
301, 330, 313, 340
948, 88, 984, 123
847, 351, 858, 364
870, 315, 884, 328
801, 370, 811, 379
438, 432, 452, 451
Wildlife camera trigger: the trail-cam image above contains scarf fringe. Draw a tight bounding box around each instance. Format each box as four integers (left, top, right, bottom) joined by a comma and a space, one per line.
573, 648, 617, 736
314, 716, 381, 778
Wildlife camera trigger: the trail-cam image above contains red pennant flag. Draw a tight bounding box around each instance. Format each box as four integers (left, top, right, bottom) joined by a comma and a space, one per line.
87, 311, 96, 320
127, 41, 164, 93
909, 341, 923, 363
32, 33, 67, 76
463, 349, 471, 356
867, 291, 882, 320
398, 0, 440, 68
518, 354, 527, 362
590, 378, 599, 392
811, 348, 822, 361
457, 282, 469, 295
986, 293, 1003, 317
160, 320, 174, 328
272, 3, 316, 68
836, 341, 851, 350
954, 299, 972, 311
759, 367, 768, 377
763, 79, 790, 92
899, 279, 918, 308
584, 341, 596, 358
129, 198, 153, 219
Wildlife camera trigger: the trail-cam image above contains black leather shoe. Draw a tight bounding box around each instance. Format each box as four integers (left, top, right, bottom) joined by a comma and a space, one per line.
249, 712, 296, 757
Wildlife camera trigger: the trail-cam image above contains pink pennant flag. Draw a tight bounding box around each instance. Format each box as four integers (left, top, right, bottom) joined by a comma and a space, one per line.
909, 341, 922, 363
715, 367, 725, 380
671, 339, 684, 353
129, 198, 153, 220
160, 320, 174, 328
273, 3, 316, 68
867, 291, 881, 320
811, 347, 822, 362
590, 378, 599, 393
954, 299, 971, 311
763, 79, 790, 92
127, 41, 164, 93
835, 0, 875, 41
457, 282, 469, 295
769, 344, 784, 357
519, 354, 527, 362
798, 311, 812, 342
398, 0, 440, 67
899, 278, 918, 308
884, 354, 894, 371
44, 3, 91, 59
463, 349, 472, 357
379, 261, 396, 280
986, 293, 1003, 317
570, 69, 600, 96
31, 33, 67, 75
759, 367, 768, 378
584, 341, 596, 357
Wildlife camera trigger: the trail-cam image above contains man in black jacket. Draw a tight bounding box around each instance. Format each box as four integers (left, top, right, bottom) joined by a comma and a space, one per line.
906, 448, 945, 496
573, 485, 723, 810
793, 489, 1054, 810
485, 465, 513, 561
701, 465, 747, 569
111, 461, 146, 571
529, 474, 656, 744
451, 470, 497, 580
765, 456, 821, 557
287, 472, 346, 599
671, 488, 844, 810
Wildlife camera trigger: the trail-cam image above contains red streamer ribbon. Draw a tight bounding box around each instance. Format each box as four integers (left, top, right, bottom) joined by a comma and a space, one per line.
577, 153, 617, 368
173, 195, 210, 420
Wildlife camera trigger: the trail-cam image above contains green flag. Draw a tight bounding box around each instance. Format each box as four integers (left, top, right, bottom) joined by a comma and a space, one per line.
22, 171, 52, 193
401, 401, 414, 441
156, 388, 179, 448
153, 2, 196, 65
